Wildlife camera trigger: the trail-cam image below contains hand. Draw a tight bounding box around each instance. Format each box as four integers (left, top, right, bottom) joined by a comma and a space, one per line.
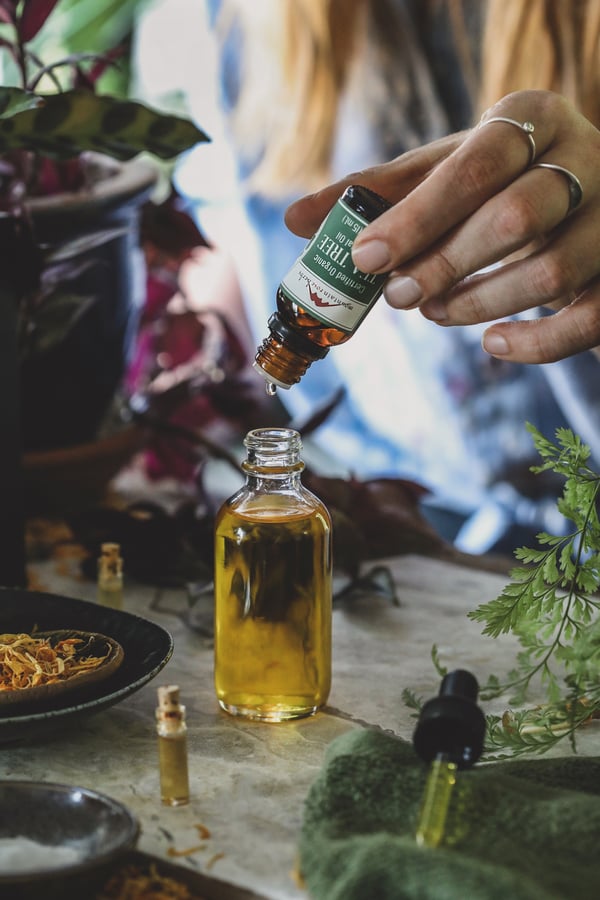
285, 91, 600, 364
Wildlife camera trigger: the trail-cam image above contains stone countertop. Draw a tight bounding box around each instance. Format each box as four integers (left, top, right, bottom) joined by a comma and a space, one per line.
2, 555, 599, 899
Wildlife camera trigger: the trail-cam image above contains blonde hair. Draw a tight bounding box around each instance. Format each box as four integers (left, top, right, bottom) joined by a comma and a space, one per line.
479, 0, 600, 126
217, 1, 600, 197
217, 0, 366, 194
217, 1, 473, 195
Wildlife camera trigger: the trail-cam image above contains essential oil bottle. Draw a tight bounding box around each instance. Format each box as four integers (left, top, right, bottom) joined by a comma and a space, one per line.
254, 184, 391, 390
213, 427, 332, 722
156, 685, 190, 806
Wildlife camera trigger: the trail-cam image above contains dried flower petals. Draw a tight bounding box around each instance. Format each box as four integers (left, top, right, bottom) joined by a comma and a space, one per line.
97, 862, 206, 899
0, 633, 110, 692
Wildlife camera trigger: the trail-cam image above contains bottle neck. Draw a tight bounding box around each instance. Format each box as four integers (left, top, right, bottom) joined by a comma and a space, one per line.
241, 428, 305, 486
254, 313, 328, 389
244, 470, 303, 492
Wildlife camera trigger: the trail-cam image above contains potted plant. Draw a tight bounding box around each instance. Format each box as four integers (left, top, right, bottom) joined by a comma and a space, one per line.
0, 0, 208, 583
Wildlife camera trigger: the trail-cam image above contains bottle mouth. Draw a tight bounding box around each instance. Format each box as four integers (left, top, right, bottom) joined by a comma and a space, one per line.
242, 427, 304, 472
244, 426, 302, 450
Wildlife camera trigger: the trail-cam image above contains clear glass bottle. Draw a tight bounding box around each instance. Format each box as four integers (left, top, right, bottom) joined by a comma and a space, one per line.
156, 685, 190, 806
254, 184, 391, 390
214, 427, 332, 722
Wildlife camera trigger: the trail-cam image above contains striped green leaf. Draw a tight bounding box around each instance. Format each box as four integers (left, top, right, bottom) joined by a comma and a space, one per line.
0, 87, 209, 159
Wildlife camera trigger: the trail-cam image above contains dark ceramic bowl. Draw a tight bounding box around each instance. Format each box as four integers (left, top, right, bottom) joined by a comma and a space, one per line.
0, 630, 125, 708
0, 588, 173, 744
0, 780, 139, 899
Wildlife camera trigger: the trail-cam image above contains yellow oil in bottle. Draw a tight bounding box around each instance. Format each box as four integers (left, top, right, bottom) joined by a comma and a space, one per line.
214, 498, 332, 722
157, 732, 190, 806
415, 756, 458, 848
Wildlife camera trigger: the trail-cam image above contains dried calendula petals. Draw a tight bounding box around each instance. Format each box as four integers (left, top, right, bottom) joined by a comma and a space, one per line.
97, 862, 207, 899
0, 632, 112, 693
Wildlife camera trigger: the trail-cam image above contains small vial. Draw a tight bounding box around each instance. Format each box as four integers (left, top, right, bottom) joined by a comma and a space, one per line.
156, 685, 190, 806
254, 184, 392, 390
97, 542, 123, 609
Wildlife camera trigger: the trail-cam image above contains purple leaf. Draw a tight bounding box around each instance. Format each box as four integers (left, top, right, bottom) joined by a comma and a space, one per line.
0, 2, 18, 27
18, 0, 60, 42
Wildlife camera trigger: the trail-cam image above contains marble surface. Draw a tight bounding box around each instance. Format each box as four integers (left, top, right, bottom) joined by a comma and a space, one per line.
2, 554, 599, 899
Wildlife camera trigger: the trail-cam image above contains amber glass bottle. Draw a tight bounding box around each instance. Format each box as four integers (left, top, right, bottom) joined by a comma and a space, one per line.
214, 427, 332, 722
254, 184, 391, 390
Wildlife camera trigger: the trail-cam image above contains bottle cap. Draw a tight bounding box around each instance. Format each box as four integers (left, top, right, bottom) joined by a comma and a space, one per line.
98, 542, 122, 578
100, 542, 121, 557
412, 669, 486, 768
158, 684, 180, 708
156, 685, 185, 723
342, 184, 392, 220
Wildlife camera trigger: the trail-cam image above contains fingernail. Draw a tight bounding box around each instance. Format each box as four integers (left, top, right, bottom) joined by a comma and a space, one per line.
384, 276, 423, 309
352, 239, 391, 272
482, 331, 510, 356
421, 298, 447, 321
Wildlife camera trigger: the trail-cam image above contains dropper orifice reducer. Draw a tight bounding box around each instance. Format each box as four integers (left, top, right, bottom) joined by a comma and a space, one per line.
412, 669, 486, 848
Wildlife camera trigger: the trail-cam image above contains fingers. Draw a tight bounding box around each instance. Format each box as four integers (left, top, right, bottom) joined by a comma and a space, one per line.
479, 285, 600, 363
284, 133, 465, 238
384, 159, 599, 314
350, 91, 568, 275
382, 164, 576, 311
284, 89, 600, 364
419, 207, 600, 326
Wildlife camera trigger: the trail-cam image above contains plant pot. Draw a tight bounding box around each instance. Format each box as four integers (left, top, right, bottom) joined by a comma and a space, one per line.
22, 424, 147, 515
19, 155, 158, 452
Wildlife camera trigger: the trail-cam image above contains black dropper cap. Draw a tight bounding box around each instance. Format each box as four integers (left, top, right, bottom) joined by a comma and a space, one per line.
412, 670, 486, 769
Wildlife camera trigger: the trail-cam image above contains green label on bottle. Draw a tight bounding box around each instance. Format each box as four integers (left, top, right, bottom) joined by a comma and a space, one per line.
279, 197, 387, 333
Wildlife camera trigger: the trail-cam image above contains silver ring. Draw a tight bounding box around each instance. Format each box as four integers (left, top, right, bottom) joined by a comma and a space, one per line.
530, 162, 583, 214
479, 115, 536, 165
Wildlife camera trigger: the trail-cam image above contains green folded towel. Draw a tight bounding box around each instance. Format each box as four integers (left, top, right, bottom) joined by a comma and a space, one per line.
299, 729, 600, 900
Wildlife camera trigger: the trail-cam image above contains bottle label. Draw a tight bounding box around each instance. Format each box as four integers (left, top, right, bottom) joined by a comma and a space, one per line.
279, 197, 387, 333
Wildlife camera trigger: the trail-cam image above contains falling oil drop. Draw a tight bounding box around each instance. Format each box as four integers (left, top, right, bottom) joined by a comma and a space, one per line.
265, 382, 277, 397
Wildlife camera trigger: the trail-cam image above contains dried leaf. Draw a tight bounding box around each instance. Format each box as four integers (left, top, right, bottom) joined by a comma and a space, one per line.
303, 471, 445, 565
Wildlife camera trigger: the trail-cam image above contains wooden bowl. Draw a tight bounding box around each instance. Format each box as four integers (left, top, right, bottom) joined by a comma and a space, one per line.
0, 630, 124, 708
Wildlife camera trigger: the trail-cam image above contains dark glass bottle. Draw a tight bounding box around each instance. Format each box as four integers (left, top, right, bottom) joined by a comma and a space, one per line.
213, 427, 332, 721
254, 184, 391, 390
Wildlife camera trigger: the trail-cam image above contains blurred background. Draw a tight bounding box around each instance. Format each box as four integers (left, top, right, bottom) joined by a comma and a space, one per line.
15, 0, 600, 585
